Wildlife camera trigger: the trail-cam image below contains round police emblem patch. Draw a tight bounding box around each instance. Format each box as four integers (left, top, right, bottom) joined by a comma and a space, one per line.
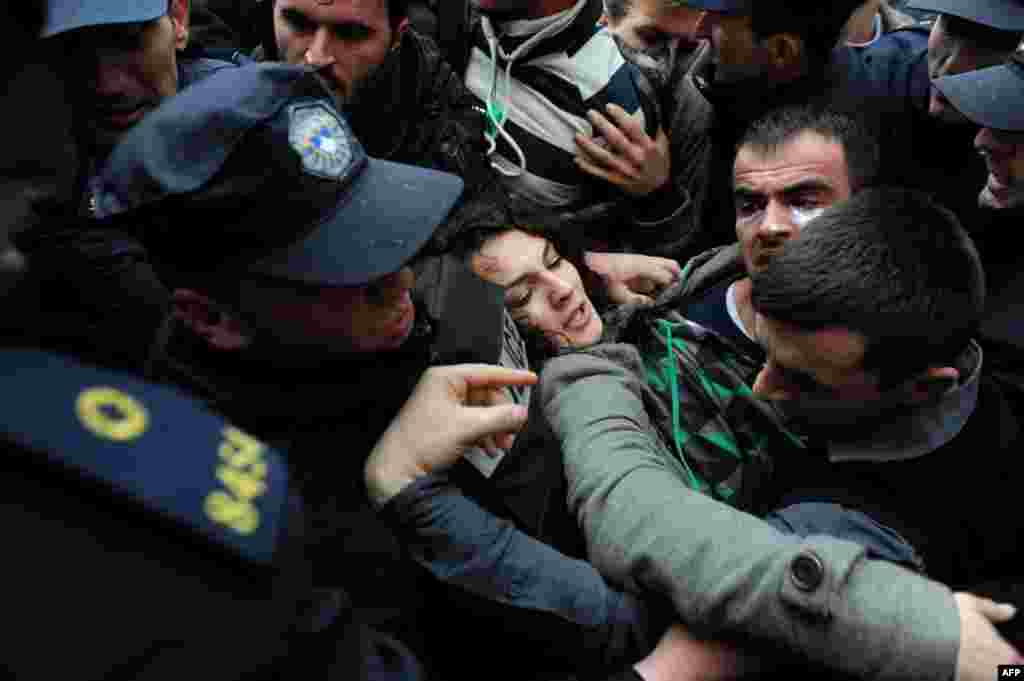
289, 104, 352, 179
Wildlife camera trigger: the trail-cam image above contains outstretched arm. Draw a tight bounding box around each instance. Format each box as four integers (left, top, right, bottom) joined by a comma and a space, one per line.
540, 346, 994, 681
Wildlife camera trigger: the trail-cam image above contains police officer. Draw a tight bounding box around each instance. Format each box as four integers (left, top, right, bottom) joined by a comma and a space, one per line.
1, 7, 532, 680
933, 56, 1024, 398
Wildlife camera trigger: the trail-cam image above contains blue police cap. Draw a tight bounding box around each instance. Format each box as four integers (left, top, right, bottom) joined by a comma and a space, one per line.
906, 0, 1024, 31
933, 54, 1024, 131
673, 0, 751, 12
42, 0, 168, 37
95, 62, 464, 288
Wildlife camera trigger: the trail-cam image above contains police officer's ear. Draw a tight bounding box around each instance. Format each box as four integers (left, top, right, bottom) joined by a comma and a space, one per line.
906, 366, 960, 404
172, 289, 251, 351
392, 16, 410, 49
171, 0, 191, 51
762, 32, 804, 78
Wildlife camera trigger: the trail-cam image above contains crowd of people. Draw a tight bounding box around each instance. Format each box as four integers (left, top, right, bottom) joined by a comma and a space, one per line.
3, 0, 1024, 678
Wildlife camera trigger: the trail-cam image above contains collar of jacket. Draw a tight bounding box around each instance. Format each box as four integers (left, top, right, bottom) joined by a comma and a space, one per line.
826, 340, 983, 463
472, 0, 602, 63
344, 30, 423, 159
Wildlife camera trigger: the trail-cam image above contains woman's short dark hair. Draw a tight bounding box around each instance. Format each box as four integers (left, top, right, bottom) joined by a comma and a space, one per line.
751, 187, 985, 386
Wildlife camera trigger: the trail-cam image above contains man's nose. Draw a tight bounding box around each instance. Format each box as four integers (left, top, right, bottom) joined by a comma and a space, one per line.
305, 28, 337, 66
758, 201, 797, 240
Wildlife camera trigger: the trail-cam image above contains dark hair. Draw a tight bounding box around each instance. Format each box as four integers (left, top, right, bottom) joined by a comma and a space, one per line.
737, 104, 881, 191
751, 0, 863, 64
751, 187, 985, 386
943, 14, 1023, 53
271, 0, 411, 29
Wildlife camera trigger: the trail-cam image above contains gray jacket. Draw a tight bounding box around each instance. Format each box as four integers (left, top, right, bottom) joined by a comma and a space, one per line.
540, 345, 960, 680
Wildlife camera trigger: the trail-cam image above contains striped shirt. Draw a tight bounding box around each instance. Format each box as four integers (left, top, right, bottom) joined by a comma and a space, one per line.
465, 0, 653, 208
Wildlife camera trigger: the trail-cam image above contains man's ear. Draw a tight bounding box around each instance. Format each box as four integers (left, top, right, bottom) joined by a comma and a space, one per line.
762, 32, 804, 77
392, 17, 409, 49
907, 366, 960, 403
171, 0, 191, 50
172, 289, 251, 351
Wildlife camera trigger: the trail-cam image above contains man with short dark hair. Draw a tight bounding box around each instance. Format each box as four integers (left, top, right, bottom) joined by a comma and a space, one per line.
748, 189, 993, 583
541, 186, 1024, 681
671, 104, 880, 366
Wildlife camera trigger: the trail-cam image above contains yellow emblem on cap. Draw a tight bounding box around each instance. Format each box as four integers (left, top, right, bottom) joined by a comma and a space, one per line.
76, 386, 149, 442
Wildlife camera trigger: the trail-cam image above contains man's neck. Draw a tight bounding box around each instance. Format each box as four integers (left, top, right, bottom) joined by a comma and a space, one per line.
731, 277, 757, 339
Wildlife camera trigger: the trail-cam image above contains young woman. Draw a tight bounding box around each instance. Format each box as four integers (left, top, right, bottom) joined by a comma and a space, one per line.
459, 224, 793, 510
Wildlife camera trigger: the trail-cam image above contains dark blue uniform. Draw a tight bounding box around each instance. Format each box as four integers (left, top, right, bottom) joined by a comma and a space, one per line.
0, 348, 422, 680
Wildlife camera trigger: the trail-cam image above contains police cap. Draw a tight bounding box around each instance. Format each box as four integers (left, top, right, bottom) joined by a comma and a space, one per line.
933, 53, 1024, 131
95, 62, 464, 288
906, 0, 1024, 32
42, 0, 168, 37
671, 0, 751, 12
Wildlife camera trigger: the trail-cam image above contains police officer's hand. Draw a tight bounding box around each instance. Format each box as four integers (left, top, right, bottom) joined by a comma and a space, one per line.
955, 592, 1022, 681
364, 364, 537, 507
585, 251, 681, 306
575, 103, 671, 197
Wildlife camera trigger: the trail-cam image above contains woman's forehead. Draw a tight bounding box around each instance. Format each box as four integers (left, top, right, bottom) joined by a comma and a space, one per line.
473, 230, 550, 284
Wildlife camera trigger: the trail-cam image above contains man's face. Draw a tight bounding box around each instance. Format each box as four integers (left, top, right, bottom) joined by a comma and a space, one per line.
733, 131, 853, 274
606, 0, 703, 73
274, 0, 397, 105
927, 14, 1018, 123
59, 1, 189, 153
752, 313, 880, 403
975, 127, 1024, 210
239, 266, 418, 355
750, 312, 916, 432
693, 9, 769, 83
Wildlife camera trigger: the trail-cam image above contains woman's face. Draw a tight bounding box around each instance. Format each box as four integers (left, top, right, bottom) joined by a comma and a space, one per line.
471, 230, 603, 349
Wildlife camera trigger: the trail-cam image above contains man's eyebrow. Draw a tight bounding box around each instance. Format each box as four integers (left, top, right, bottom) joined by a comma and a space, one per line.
733, 185, 763, 200
281, 7, 315, 25
780, 178, 834, 197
